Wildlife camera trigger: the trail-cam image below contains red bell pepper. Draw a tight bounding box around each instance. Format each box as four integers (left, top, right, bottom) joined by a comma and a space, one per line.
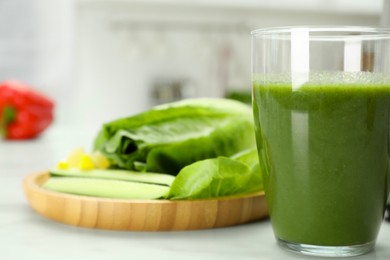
0, 80, 54, 140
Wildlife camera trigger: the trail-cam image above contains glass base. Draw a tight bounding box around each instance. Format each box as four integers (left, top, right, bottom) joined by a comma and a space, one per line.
277, 238, 375, 257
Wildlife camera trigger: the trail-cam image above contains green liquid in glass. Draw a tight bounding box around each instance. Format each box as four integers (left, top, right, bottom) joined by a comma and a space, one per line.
253, 72, 390, 246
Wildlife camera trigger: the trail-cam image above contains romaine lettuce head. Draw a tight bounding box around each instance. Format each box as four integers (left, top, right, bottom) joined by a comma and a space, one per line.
94, 98, 255, 175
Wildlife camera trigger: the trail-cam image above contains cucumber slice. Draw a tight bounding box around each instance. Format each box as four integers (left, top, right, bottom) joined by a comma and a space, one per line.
42, 177, 169, 199
49, 168, 175, 186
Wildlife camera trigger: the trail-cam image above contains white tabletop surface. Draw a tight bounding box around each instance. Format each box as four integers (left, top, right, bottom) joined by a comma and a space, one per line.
1, 124, 390, 260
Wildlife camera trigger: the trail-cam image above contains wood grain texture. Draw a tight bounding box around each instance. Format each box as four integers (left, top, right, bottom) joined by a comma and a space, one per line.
23, 172, 268, 231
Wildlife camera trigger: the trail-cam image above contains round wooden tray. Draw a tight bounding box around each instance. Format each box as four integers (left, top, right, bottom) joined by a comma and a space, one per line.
22, 172, 268, 231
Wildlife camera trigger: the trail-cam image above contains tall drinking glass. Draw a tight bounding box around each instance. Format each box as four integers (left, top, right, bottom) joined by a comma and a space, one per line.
252, 26, 390, 257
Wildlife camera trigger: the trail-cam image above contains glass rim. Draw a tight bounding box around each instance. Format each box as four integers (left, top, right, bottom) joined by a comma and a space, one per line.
251, 26, 390, 40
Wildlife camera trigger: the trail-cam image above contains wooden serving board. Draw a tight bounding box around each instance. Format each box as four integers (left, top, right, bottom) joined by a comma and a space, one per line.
22, 172, 268, 231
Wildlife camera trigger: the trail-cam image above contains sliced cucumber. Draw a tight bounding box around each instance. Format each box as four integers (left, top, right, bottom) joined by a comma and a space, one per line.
49, 168, 175, 186
42, 177, 169, 200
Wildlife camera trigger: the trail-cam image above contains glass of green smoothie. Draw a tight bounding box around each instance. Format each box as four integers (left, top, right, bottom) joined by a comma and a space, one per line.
251, 26, 390, 257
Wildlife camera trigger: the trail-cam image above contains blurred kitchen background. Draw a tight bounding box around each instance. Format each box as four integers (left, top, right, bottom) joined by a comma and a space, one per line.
0, 0, 386, 128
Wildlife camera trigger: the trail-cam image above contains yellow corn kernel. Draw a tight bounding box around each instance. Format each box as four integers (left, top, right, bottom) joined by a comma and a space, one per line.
91, 151, 110, 169
57, 160, 69, 170
79, 154, 95, 170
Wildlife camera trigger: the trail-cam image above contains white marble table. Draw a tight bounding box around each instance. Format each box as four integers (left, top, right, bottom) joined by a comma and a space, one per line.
1, 124, 390, 260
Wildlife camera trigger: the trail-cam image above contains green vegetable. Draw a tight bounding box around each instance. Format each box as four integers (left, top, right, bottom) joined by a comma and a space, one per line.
43, 98, 262, 200
167, 148, 263, 200
225, 90, 252, 105
231, 147, 263, 192
94, 98, 255, 175
43, 148, 262, 200
49, 168, 175, 186
43, 177, 169, 199
231, 147, 259, 169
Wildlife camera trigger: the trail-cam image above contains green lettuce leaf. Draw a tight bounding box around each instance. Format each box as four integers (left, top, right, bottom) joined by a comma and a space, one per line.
94, 98, 255, 175
167, 148, 263, 200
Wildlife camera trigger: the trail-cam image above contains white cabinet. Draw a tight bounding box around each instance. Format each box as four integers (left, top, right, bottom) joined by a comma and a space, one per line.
68, 0, 382, 125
